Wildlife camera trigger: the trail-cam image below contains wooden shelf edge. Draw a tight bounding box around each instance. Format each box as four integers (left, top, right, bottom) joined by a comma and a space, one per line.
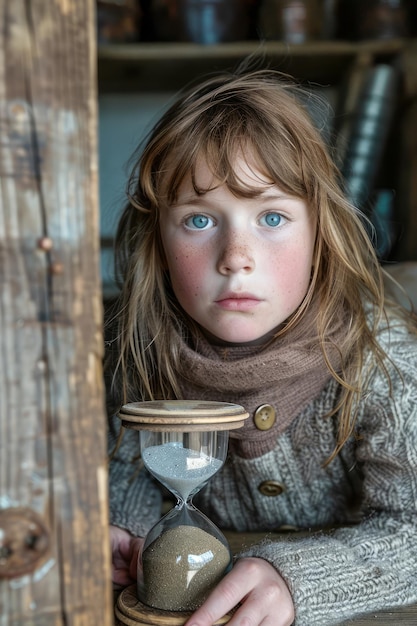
98, 39, 408, 62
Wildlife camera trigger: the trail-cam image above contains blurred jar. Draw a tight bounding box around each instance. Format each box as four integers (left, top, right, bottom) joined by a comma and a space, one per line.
150, 0, 255, 44
356, 0, 409, 39
321, 0, 338, 39
97, 0, 141, 43
258, 0, 321, 43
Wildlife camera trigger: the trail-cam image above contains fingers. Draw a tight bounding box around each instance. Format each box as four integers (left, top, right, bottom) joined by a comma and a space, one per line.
110, 525, 144, 586
185, 562, 247, 626
112, 566, 135, 587
228, 580, 295, 626
184, 558, 294, 626
129, 536, 144, 580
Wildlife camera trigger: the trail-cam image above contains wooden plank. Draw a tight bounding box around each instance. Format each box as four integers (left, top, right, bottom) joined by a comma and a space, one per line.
97, 39, 406, 62
0, 1, 112, 625
342, 605, 417, 625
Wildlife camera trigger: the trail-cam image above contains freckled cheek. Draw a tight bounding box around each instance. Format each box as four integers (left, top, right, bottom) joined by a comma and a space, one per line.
269, 248, 312, 299
167, 249, 210, 301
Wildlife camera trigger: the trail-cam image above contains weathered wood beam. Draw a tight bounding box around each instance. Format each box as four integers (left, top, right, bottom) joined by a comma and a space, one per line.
0, 1, 112, 624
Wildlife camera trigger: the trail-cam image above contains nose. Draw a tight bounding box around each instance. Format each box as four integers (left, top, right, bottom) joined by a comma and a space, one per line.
216, 231, 255, 275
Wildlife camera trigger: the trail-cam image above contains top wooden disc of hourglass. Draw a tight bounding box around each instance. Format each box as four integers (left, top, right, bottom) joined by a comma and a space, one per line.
118, 400, 249, 432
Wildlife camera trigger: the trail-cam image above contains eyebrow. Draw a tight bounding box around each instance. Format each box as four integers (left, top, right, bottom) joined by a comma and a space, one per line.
170, 196, 208, 209
258, 191, 290, 200
171, 190, 291, 208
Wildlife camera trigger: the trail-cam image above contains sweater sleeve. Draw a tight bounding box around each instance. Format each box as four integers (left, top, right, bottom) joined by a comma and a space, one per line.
108, 414, 162, 537
239, 324, 417, 625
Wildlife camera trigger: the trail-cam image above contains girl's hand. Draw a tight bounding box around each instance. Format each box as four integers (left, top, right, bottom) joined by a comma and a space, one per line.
185, 557, 295, 626
110, 524, 144, 587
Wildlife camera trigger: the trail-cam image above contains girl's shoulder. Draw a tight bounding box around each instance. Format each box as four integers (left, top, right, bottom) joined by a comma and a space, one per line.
354, 309, 417, 435
366, 306, 417, 391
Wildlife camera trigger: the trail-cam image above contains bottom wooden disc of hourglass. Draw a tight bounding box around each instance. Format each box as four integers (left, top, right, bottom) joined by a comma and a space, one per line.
115, 585, 234, 625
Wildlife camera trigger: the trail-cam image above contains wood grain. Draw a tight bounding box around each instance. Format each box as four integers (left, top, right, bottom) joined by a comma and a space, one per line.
0, 1, 112, 624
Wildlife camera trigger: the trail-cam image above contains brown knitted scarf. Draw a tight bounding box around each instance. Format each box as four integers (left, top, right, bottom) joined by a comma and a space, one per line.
177, 305, 347, 458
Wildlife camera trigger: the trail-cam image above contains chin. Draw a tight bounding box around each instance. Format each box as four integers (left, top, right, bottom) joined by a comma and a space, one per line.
210, 330, 276, 347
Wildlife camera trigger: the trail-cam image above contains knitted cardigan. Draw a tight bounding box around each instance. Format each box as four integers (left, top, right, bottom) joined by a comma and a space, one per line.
108, 315, 417, 626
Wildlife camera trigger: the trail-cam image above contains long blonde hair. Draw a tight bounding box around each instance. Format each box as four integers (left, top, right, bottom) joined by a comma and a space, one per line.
106, 69, 407, 461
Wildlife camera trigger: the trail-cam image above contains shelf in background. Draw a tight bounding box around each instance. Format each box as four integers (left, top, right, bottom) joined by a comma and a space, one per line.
98, 39, 406, 61
97, 39, 407, 92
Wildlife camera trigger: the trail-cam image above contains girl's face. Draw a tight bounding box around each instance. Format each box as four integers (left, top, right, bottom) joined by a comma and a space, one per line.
159, 154, 316, 345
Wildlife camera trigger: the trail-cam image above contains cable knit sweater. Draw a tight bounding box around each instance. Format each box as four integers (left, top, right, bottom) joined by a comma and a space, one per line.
108, 315, 417, 626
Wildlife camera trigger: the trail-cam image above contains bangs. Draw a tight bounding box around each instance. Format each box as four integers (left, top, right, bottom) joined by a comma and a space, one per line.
157, 99, 309, 206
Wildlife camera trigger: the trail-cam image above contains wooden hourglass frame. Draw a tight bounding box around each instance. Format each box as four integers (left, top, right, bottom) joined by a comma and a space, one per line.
115, 400, 249, 626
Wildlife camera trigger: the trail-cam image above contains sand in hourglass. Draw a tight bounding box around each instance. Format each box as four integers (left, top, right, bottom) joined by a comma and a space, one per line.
141, 444, 230, 611
142, 443, 223, 500
142, 524, 231, 611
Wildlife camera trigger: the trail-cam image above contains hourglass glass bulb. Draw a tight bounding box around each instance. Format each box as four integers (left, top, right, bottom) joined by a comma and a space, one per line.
141, 430, 226, 502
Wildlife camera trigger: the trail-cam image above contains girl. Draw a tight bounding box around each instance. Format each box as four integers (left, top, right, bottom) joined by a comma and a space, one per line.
106, 69, 417, 626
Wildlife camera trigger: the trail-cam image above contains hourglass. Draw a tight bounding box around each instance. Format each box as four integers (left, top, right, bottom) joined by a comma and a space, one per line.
115, 400, 249, 626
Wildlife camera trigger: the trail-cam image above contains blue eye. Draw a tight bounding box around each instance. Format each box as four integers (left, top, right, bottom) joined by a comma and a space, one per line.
185, 214, 212, 230
261, 212, 283, 227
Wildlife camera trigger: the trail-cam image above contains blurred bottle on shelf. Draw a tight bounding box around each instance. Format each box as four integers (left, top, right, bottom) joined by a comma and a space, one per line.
341, 64, 399, 212
337, 0, 413, 40
356, 0, 409, 39
148, 0, 257, 44
321, 0, 338, 39
258, 0, 321, 43
97, 0, 141, 43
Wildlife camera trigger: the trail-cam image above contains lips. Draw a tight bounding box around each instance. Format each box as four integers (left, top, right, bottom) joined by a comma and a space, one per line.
215, 292, 261, 311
